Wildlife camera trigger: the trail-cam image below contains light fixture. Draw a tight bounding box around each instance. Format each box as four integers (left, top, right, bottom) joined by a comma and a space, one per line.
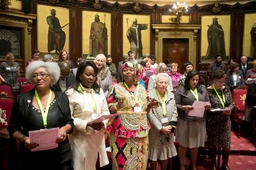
169, 1, 188, 24
0, 0, 11, 10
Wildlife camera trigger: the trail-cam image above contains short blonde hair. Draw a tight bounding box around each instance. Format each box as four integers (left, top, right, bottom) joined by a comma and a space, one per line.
5, 52, 14, 61
252, 59, 256, 67
171, 63, 178, 67
156, 63, 167, 74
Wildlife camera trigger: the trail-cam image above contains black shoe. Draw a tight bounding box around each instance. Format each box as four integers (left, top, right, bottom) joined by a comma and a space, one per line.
210, 163, 216, 170
222, 164, 230, 170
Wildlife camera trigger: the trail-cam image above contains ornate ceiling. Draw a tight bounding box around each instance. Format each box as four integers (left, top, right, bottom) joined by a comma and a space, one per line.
105, 0, 252, 6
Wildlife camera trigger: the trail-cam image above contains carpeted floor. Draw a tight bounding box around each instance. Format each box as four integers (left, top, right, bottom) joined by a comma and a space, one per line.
101, 130, 256, 170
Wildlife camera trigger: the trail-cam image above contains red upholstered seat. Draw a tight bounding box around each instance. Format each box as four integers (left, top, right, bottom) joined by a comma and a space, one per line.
0, 96, 14, 138
0, 82, 13, 98
17, 77, 28, 87
20, 82, 34, 93
232, 86, 247, 137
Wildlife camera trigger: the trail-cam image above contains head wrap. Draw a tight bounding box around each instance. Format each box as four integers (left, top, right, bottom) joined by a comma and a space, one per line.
121, 61, 135, 71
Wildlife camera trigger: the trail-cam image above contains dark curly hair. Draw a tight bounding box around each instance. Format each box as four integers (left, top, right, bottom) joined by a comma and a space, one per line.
212, 70, 226, 80
71, 61, 100, 94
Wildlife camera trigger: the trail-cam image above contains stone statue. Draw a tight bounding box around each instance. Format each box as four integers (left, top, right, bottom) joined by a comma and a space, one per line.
46, 9, 67, 54
126, 18, 148, 59
89, 14, 108, 57
205, 18, 226, 60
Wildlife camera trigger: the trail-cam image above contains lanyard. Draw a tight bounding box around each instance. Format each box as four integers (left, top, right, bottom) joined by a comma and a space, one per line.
78, 84, 96, 112
123, 82, 139, 104
35, 90, 52, 128
190, 88, 198, 101
212, 84, 225, 108
156, 90, 167, 116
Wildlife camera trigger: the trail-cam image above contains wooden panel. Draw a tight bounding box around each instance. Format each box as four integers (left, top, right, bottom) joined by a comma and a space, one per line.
162, 39, 189, 73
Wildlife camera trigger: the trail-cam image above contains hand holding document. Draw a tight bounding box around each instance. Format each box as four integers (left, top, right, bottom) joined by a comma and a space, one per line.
188, 101, 210, 117
29, 127, 59, 152
88, 113, 119, 124
246, 78, 256, 84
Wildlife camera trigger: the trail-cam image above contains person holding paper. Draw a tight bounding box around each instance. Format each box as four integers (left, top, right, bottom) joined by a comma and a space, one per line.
206, 70, 233, 170
140, 56, 157, 88
175, 70, 211, 170
147, 73, 178, 170
107, 61, 158, 170
8, 61, 74, 170
65, 61, 109, 170
147, 62, 173, 92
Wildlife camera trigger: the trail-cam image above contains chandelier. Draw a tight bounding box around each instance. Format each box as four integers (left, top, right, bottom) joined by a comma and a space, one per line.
169, 1, 188, 24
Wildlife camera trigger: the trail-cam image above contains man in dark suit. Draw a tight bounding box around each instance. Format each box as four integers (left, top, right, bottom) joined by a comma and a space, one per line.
53, 61, 76, 92
239, 55, 252, 79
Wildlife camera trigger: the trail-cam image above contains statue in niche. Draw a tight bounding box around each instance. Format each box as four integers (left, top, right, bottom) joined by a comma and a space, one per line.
89, 14, 108, 57
46, 9, 68, 54
250, 22, 256, 59
126, 18, 148, 59
204, 17, 226, 60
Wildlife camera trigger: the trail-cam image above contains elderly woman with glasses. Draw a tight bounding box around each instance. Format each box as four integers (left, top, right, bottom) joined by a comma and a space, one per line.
8, 61, 74, 170
206, 70, 233, 170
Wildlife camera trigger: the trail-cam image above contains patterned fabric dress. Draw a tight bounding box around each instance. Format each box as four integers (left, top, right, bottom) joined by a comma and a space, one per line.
106, 83, 150, 170
206, 88, 233, 148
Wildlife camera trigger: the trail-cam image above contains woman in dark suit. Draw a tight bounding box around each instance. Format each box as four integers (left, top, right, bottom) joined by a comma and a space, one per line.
225, 62, 244, 92
175, 70, 211, 170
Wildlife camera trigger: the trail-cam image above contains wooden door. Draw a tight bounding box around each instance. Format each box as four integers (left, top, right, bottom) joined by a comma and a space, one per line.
162, 38, 189, 74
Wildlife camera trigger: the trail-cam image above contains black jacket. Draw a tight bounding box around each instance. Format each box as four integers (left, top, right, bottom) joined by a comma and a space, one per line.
8, 87, 74, 137
52, 73, 76, 92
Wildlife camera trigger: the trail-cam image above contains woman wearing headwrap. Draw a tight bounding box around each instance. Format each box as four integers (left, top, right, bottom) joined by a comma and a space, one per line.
107, 61, 158, 170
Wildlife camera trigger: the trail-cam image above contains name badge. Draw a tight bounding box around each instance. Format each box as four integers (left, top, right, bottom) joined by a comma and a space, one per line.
134, 106, 142, 112
6, 67, 11, 70
91, 113, 98, 120
161, 117, 169, 124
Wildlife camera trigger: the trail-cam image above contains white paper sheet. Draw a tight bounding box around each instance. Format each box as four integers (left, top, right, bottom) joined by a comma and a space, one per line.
145, 70, 154, 78
210, 108, 227, 112
29, 127, 59, 152
188, 101, 210, 117
88, 113, 119, 124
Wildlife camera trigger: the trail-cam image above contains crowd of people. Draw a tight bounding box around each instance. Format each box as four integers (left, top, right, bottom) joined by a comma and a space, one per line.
1, 50, 255, 170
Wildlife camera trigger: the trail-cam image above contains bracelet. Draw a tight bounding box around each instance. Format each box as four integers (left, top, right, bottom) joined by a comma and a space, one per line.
20, 135, 27, 143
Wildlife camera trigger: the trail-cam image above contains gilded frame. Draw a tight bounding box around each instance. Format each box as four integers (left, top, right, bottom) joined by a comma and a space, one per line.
243, 13, 256, 61
122, 14, 150, 58
82, 11, 111, 57
200, 15, 231, 63
37, 4, 70, 59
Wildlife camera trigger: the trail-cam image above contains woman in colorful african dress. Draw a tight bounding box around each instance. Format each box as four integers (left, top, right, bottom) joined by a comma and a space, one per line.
107, 61, 158, 170
206, 70, 233, 170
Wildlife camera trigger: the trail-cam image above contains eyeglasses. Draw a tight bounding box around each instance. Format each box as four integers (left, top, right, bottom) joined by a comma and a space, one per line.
32, 73, 50, 79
